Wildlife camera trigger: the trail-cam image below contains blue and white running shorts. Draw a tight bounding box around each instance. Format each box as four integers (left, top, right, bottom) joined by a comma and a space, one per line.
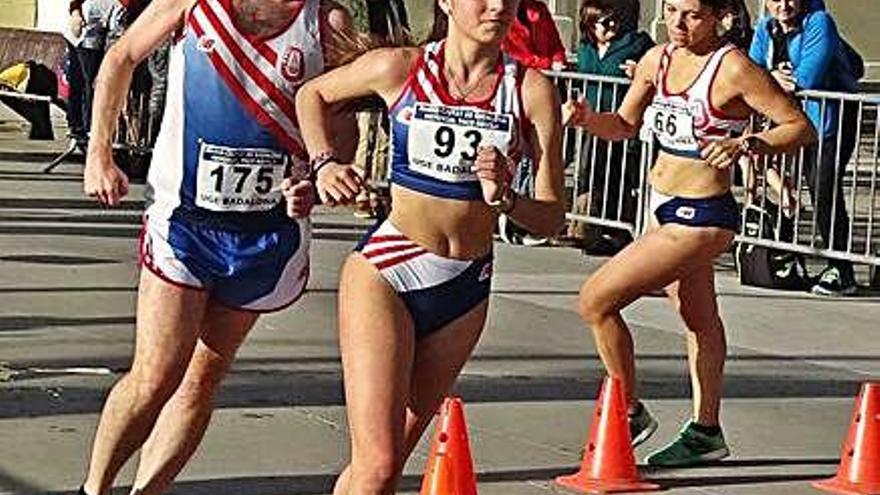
140, 214, 310, 312
355, 220, 493, 338
650, 189, 740, 232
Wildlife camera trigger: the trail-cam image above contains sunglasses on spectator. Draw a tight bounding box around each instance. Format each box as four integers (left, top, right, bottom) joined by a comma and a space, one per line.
596, 14, 617, 30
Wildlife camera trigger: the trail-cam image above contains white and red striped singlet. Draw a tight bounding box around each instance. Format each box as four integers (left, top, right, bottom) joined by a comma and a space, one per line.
644, 43, 749, 159
147, 0, 322, 229
387, 41, 526, 200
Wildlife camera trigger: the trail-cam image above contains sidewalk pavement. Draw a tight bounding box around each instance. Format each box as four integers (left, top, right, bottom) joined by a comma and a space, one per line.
0, 105, 72, 162
0, 154, 879, 495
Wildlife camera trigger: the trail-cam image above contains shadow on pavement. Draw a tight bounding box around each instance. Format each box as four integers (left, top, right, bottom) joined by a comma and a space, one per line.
644, 457, 839, 471
0, 366, 866, 419
0, 315, 135, 332
0, 466, 41, 495
0, 213, 142, 224
44, 467, 574, 495
0, 198, 145, 210
0, 174, 82, 183
652, 472, 830, 490
0, 225, 140, 238
0, 286, 136, 294
0, 254, 118, 265
0, 224, 363, 242
35, 462, 838, 495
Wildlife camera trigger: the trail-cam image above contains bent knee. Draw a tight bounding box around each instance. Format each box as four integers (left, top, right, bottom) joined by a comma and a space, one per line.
578, 279, 618, 326
175, 353, 231, 404
125, 369, 184, 407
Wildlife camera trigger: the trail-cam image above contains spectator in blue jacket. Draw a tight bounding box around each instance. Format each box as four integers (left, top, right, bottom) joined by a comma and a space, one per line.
749, 0, 862, 296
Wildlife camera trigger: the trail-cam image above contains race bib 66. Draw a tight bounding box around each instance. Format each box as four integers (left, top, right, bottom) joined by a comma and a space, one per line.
643, 101, 697, 151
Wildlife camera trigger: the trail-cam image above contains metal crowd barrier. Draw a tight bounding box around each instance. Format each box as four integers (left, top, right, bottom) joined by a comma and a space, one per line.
740, 89, 880, 267
546, 71, 649, 235
44, 86, 158, 174
547, 70, 880, 269
353, 70, 880, 269
115, 88, 158, 156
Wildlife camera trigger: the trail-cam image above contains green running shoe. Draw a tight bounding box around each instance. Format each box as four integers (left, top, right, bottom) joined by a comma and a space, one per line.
629, 401, 658, 447
645, 421, 730, 467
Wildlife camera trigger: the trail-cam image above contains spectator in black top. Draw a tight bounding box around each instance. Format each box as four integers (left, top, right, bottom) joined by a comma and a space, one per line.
720, 0, 753, 50
69, 0, 121, 136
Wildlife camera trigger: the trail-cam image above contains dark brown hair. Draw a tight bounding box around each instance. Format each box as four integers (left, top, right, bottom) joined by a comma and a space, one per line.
697, 0, 734, 11
426, 1, 448, 43
721, 0, 753, 50
578, 0, 640, 44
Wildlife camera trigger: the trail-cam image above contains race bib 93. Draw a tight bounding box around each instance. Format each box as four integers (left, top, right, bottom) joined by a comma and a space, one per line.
407, 103, 513, 183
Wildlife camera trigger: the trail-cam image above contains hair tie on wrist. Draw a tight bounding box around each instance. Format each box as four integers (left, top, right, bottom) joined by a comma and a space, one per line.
309, 150, 338, 179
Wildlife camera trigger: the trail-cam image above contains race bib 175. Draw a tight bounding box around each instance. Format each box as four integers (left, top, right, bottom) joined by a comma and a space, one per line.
195, 142, 287, 212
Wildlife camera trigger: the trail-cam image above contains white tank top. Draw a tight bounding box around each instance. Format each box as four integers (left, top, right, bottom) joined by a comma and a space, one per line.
643, 44, 749, 159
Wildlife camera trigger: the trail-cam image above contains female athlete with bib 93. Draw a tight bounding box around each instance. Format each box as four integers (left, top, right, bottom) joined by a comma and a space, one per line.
564, 0, 814, 467
296, 0, 565, 491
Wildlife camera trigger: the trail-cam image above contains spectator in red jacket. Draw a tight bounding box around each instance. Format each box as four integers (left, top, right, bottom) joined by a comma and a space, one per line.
502, 0, 568, 70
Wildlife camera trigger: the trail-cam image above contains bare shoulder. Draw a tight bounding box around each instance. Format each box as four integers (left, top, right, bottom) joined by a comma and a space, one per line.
362, 46, 420, 80
638, 44, 667, 72
522, 67, 556, 96
627, 43, 666, 86
111, 0, 192, 63
716, 48, 776, 96
153, 0, 196, 22
718, 48, 761, 79
345, 46, 421, 98
522, 68, 560, 120
641, 44, 668, 61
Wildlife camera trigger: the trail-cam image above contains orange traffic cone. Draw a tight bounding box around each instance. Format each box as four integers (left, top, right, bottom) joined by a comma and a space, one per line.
420, 397, 478, 495
555, 376, 659, 494
814, 382, 880, 495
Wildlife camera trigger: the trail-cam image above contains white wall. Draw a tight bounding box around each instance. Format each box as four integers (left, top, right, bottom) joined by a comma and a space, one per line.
0, 0, 37, 28
36, 0, 68, 33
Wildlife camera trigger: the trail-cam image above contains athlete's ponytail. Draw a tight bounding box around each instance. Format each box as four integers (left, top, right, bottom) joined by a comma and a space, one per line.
323, 9, 414, 67
426, 1, 447, 43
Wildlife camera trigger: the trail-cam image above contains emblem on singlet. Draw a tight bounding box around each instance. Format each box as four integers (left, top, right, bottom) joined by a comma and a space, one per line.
689, 100, 710, 128
279, 46, 305, 84
395, 106, 414, 125
196, 35, 216, 53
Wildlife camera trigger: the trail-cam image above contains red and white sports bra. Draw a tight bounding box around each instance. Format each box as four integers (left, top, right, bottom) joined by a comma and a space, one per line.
643, 44, 749, 159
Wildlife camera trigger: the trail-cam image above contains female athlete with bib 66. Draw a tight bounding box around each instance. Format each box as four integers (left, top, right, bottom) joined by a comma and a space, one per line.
296, 0, 565, 492
564, 0, 814, 466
